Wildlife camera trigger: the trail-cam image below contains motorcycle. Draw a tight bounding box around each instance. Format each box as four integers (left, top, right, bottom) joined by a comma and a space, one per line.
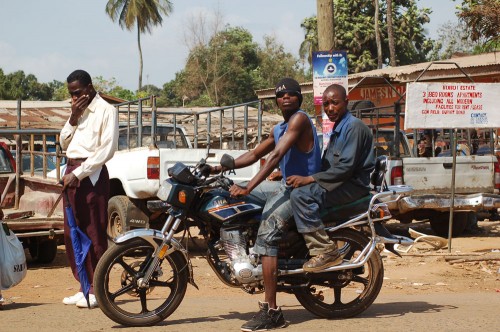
94, 152, 413, 327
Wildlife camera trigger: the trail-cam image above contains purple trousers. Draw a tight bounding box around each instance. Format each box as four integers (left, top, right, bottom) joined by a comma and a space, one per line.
63, 163, 109, 294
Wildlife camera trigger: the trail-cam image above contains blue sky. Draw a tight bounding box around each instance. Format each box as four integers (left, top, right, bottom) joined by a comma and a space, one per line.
0, 0, 459, 91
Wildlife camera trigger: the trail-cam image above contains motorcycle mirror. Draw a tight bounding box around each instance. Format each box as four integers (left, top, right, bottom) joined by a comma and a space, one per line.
220, 154, 235, 170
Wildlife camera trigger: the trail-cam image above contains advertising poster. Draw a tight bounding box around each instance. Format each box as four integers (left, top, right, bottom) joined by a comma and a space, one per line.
405, 82, 500, 129
312, 51, 348, 149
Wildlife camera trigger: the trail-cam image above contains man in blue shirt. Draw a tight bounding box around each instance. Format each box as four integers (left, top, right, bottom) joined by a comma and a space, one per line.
287, 83, 375, 272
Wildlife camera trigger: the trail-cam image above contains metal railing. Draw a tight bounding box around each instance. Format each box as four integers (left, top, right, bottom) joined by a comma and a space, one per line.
114, 96, 267, 150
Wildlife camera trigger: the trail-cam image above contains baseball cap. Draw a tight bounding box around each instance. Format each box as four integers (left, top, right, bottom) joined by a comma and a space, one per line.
275, 77, 303, 106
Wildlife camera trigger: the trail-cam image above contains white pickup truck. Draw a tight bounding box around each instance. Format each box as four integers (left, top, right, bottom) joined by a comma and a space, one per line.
373, 127, 500, 237
105, 100, 267, 238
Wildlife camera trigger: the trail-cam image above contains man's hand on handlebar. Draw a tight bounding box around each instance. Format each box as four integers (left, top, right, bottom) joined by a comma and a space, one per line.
229, 184, 250, 197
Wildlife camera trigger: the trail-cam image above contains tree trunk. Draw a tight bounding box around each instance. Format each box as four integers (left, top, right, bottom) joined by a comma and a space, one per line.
374, 0, 383, 69
137, 22, 143, 91
387, 0, 396, 66
316, 0, 334, 51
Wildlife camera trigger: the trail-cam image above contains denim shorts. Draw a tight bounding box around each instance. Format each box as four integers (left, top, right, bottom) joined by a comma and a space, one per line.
249, 181, 293, 257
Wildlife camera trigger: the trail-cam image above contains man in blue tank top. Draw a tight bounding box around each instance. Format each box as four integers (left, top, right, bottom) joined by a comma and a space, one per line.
211, 78, 320, 331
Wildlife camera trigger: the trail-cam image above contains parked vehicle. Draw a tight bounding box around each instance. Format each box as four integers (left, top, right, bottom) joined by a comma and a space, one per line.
10, 150, 56, 176
0, 138, 64, 264
354, 104, 500, 237
94, 153, 413, 327
105, 99, 266, 240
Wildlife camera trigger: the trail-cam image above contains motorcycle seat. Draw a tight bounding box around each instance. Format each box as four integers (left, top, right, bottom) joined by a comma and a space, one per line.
320, 194, 372, 224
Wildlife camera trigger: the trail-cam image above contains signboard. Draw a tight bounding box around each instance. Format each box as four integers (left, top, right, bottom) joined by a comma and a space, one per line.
312, 51, 348, 148
405, 82, 500, 129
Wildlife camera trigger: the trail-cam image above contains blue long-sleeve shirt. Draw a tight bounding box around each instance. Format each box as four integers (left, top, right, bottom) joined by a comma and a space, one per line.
312, 112, 375, 191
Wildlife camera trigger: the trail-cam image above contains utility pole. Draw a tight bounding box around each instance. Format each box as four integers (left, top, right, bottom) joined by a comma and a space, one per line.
317, 0, 334, 51
315, 0, 335, 125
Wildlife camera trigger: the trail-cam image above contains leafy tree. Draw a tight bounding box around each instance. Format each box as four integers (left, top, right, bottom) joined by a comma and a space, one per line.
257, 35, 305, 89
0, 70, 52, 100
457, 0, 500, 52
140, 84, 161, 96
49, 80, 69, 101
182, 26, 261, 106
301, 0, 436, 72
173, 26, 306, 108
430, 21, 479, 60
105, 0, 173, 91
299, 17, 318, 71
89, 76, 136, 100
159, 72, 187, 107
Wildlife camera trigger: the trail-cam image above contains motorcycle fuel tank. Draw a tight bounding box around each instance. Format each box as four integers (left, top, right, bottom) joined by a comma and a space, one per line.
201, 189, 262, 223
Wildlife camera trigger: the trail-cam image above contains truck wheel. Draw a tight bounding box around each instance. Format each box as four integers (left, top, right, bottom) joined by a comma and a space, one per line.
29, 238, 58, 264
107, 195, 130, 241
429, 212, 468, 238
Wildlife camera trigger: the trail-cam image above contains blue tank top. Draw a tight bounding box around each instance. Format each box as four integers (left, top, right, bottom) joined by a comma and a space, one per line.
273, 110, 321, 181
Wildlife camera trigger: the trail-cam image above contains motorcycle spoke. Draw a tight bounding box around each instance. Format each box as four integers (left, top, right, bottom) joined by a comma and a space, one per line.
139, 290, 149, 314
333, 286, 343, 304
352, 274, 369, 287
117, 256, 141, 276
149, 277, 175, 289
110, 283, 136, 301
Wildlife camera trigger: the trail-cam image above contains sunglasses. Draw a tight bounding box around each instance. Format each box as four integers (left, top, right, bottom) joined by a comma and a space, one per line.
276, 91, 300, 99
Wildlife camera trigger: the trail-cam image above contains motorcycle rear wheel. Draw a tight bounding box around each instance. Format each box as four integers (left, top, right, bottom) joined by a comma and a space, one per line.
94, 238, 189, 327
293, 228, 384, 318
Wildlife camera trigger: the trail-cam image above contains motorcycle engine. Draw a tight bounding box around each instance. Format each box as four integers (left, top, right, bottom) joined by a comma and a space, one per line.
220, 228, 262, 284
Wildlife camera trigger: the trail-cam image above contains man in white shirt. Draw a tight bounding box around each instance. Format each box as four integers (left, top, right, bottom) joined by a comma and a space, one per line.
59, 70, 118, 309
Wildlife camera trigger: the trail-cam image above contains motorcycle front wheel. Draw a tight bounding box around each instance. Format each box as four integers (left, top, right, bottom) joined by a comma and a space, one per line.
293, 228, 384, 318
94, 238, 189, 327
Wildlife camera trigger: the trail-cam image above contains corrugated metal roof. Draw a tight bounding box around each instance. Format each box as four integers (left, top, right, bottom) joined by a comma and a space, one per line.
349, 51, 500, 84
0, 101, 71, 129
0, 93, 127, 130
255, 51, 500, 99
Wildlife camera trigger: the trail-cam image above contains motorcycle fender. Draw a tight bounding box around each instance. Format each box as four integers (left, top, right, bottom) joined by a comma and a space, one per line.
113, 229, 197, 288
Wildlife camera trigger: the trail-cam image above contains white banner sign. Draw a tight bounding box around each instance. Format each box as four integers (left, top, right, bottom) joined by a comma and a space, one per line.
405, 82, 500, 129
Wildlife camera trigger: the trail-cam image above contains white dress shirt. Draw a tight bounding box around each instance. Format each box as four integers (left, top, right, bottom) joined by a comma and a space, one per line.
60, 93, 119, 183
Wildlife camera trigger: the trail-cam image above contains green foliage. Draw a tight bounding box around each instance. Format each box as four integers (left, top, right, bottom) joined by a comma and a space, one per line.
92, 76, 136, 100
105, 0, 173, 90
0, 69, 54, 100
166, 26, 305, 107
430, 21, 479, 60
299, 0, 436, 72
52, 81, 70, 101
458, 0, 500, 52
105, 0, 173, 33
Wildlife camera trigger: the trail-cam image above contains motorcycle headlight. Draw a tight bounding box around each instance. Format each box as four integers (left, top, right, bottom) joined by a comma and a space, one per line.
157, 180, 173, 201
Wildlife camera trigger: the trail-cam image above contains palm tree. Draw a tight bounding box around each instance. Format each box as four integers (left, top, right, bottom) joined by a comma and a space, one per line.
299, 17, 319, 67
106, 0, 173, 91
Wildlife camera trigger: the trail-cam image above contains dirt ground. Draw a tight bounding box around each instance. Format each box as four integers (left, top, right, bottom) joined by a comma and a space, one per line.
1, 220, 499, 332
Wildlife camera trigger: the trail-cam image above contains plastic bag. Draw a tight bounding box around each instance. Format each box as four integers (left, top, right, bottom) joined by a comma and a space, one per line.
0, 222, 27, 290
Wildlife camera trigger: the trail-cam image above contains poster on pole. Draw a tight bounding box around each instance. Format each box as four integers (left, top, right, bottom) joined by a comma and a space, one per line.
405, 82, 500, 129
312, 50, 348, 149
